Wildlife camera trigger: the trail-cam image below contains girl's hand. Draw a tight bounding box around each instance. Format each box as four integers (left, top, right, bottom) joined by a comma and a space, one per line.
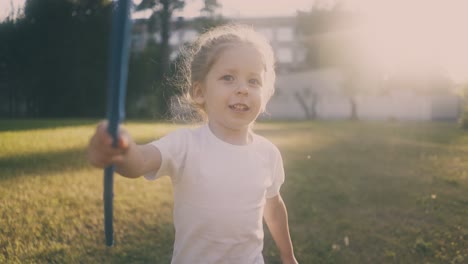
87, 121, 131, 168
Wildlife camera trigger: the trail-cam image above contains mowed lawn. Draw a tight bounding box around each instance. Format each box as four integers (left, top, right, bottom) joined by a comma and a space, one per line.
0, 119, 467, 263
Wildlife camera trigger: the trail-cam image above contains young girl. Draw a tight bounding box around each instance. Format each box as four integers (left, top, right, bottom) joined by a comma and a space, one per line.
88, 24, 298, 264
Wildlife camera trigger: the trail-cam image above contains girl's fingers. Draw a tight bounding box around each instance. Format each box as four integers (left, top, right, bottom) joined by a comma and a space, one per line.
97, 154, 124, 167
88, 121, 131, 168
93, 122, 111, 146
102, 132, 129, 152
89, 152, 110, 168
98, 122, 129, 149
98, 121, 128, 146
91, 153, 124, 168
97, 140, 124, 156
118, 134, 129, 149
117, 127, 131, 149
111, 155, 125, 164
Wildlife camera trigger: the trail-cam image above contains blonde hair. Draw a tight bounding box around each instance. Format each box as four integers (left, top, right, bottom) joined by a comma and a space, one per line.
170, 24, 276, 122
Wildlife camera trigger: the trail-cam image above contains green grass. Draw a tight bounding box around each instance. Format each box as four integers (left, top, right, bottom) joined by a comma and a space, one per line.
1, 119, 467, 263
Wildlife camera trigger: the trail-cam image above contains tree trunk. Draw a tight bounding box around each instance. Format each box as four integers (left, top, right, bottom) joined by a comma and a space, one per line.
349, 96, 357, 120
310, 92, 318, 120
160, 0, 172, 77
294, 92, 311, 119
10, 86, 15, 118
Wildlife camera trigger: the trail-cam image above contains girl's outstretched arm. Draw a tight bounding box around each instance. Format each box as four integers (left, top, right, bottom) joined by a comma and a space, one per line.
87, 121, 162, 178
264, 194, 298, 264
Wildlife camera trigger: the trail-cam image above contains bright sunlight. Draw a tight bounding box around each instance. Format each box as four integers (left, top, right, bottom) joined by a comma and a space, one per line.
345, 0, 468, 83
2, 0, 467, 82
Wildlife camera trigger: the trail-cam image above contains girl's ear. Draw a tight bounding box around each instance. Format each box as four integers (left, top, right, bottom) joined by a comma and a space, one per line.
192, 82, 205, 105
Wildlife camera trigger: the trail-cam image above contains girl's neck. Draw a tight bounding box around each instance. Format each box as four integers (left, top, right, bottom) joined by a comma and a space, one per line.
207, 121, 252, 145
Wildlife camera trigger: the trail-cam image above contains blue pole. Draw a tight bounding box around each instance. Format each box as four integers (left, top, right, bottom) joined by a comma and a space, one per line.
105, 0, 132, 247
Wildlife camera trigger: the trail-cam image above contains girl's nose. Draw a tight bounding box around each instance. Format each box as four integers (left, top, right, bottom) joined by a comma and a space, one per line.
236, 82, 249, 95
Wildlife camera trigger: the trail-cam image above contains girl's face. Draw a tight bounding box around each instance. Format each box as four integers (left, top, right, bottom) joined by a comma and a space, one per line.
193, 45, 266, 133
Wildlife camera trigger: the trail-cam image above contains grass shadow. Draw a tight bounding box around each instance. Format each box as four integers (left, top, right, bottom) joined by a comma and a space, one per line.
0, 147, 89, 180
15, 215, 176, 263
0, 119, 100, 132
0, 136, 156, 181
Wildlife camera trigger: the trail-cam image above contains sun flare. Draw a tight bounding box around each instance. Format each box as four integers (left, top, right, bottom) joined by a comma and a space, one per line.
346, 0, 468, 82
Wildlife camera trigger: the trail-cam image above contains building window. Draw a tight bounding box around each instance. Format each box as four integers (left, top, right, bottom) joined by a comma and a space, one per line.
276, 47, 293, 63
169, 32, 180, 45
183, 30, 198, 43
170, 51, 179, 61
258, 28, 274, 41
276, 27, 293, 42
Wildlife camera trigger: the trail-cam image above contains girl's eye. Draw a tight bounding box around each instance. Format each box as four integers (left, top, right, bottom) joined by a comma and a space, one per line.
249, 78, 261, 86
221, 75, 234, 81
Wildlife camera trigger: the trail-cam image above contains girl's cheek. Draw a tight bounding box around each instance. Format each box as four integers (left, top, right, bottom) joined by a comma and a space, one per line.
253, 88, 263, 96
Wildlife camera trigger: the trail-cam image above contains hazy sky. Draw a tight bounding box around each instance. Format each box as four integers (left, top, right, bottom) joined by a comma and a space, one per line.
0, 0, 315, 20
1, 0, 467, 82
177, 0, 315, 17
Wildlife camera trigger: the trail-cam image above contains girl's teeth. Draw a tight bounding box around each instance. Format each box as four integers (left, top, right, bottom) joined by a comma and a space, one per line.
232, 104, 247, 110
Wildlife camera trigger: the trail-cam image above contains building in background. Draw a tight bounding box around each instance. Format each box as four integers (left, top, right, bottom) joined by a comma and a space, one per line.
263, 68, 462, 121
131, 15, 462, 122
131, 16, 306, 72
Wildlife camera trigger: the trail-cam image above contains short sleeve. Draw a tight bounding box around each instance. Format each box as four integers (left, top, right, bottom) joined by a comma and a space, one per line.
144, 128, 189, 182
265, 148, 285, 198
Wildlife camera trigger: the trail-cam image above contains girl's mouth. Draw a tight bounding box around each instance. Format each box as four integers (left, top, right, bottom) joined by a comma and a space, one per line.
229, 103, 250, 111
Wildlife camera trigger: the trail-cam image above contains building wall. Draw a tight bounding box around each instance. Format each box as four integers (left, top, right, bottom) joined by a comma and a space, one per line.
355, 94, 432, 121
131, 16, 306, 70
263, 70, 462, 121
131, 17, 462, 122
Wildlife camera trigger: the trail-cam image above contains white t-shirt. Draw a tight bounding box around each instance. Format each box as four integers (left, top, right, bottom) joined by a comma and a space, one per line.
145, 124, 285, 264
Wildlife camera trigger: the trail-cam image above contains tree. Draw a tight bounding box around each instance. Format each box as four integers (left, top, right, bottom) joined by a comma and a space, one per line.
0, 0, 223, 118
192, 0, 227, 33
296, 2, 370, 120
133, 0, 221, 118
192, 16, 227, 34
126, 40, 163, 118
294, 88, 320, 120
22, 0, 113, 117
297, 1, 359, 69
0, 17, 20, 117
136, 0, 220, 75
0, 0, 114, 118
